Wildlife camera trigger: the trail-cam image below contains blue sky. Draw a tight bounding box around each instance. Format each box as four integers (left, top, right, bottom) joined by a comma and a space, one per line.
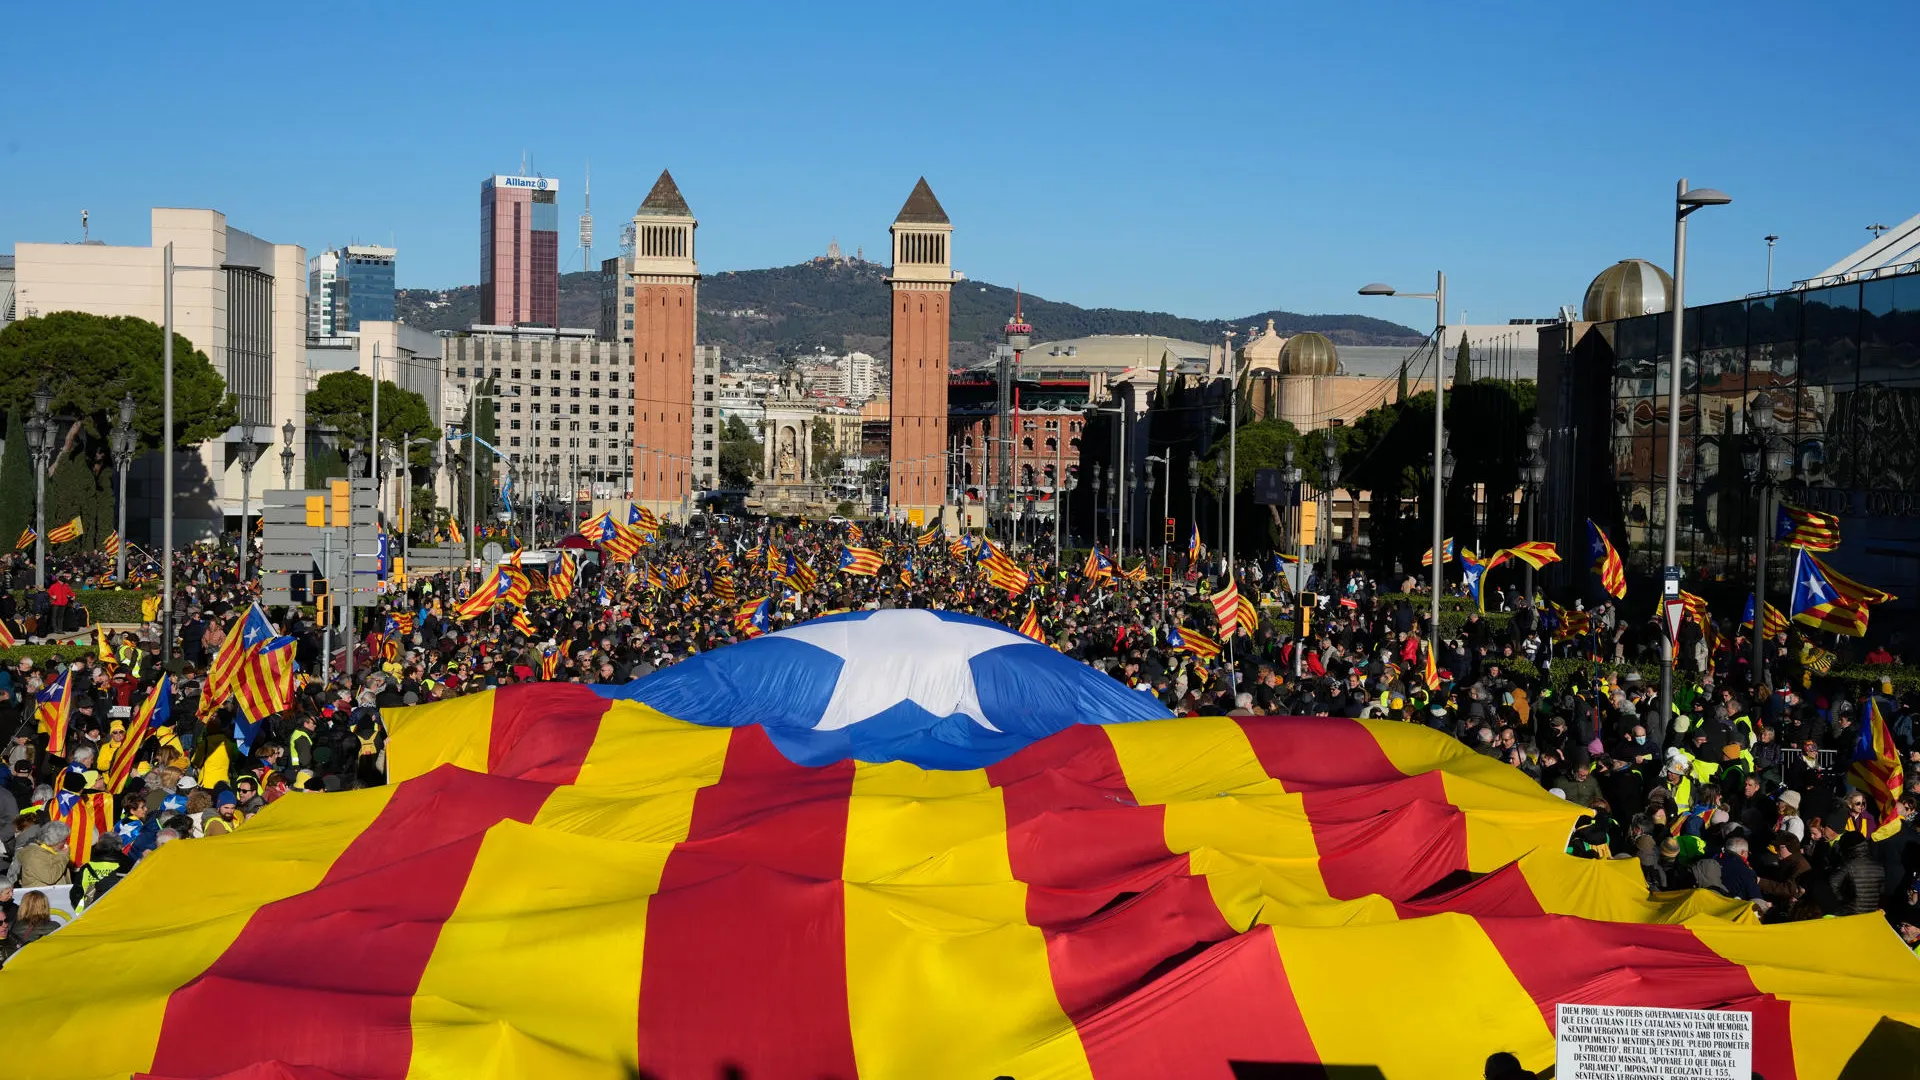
5, 0, 1914, 326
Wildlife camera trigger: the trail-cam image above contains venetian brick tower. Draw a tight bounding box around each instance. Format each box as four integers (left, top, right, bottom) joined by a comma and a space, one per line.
887, 178, 954, 524
629, 170, 698, 520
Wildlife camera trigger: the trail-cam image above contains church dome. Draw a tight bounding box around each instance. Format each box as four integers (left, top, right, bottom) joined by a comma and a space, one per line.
1277, 332, 1338, 376
1583, 259, 1672, 322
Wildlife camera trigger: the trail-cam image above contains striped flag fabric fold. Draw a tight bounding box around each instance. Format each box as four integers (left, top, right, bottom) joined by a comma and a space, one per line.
838, 546, 883, 577
2, 675, 1916, 1078
1209, 579, 1241, 634
233, 636, 297, 723
46, 516, 84, 545
1586, 519, 1626, 599
1420, 536, 1455, 567
1774, 503, 1840, 551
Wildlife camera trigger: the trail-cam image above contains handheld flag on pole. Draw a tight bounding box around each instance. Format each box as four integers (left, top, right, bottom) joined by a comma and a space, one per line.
733, 596, 772, 638
103, 531, 121, 558
915, 522, 940, 547
106, 675, 169, 794
1187, 524, 1205, 566
1741, 593, 1789, 638
1170, 625, 1221, 661
454, 567, 507, 620
1018, 605, 1045, 644
549, 552, 577, 601
234, 636, 297, 734
1850, 698, 1904, 827
47, 516, 84, 545
1788, 548, 1874, 637
1458, 549, 1487, 611
838, 546, 883, 577
1775, 504, 1840, 552
36, 670, 74, 755
1586, 519, 1627, 599
207, 604, 275, 705
1424, 640, 1444, 691
1210, 579, 1242, 634
1082, 547, 1113, 583
1420, 537, 1455, 567
13, 528, 33, 551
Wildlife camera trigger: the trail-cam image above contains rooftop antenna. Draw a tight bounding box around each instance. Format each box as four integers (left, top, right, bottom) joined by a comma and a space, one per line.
579, 160, 594, 269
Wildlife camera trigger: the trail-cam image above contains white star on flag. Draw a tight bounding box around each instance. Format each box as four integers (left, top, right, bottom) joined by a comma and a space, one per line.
773, 610, 1031, 733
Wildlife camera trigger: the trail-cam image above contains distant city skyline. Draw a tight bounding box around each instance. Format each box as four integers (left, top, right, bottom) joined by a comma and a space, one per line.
4, 1, 1915, 323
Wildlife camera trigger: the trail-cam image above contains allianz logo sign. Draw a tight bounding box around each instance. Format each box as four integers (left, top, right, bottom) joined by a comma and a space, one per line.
500, 177, 550, 190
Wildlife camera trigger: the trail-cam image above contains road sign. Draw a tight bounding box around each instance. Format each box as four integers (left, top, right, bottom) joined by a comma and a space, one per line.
1663, 565, 1682, 597
1664, 597, 1686, 647
481, 542, 505, 564
1253, 469, 1283, 506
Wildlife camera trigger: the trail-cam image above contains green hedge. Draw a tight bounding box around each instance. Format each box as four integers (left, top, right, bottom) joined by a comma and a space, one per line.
11, 588, 156, 624
0, 644, 95, 667
1830, 664, 1920, 691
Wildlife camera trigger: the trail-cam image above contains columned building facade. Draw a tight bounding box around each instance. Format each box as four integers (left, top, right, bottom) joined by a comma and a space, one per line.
887, 178, 954, 524
628, 170, 700, 520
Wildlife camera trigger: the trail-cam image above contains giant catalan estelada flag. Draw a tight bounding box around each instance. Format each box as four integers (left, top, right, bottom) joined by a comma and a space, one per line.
4, 609, 1916, 1078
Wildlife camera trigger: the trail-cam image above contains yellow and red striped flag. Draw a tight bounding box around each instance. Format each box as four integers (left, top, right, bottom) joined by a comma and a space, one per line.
1850, 698, 1905, 826
1234, 589, 1259, 638
46, 516, 83, 545
103, 531, 121, 558
1017, 604, 1045, 644
549, 552, 577, 601
512, 610, 536, 637
540, 648, 561, 681
1420, 537, 1455, 567
838, 546, 883, 577
916, 522, 940, 547
1775, 503, 1840, 552
206, 605, 273, 706
233, 636, 296, 721
1209, 579, 1242, 634
12, 527, 33, 550
106, 675, 170, 794
1586, 519, 1626, 599
1, 664, 1915, 1078
1170, 623, 1221, 660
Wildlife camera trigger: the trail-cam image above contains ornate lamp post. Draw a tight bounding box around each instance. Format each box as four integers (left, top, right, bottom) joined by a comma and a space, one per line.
280, 418, 296, 490
26, 381, 54, 591
111, 393, 137, 584
235, 425, 260, 581
1282, 444, 1303, 678
1187, 451, 1200, 563
1092, 464, 1106, 549
1521, 419, 1547, 602
1321, 437, 1340, 592
1743, 391, 1796, 681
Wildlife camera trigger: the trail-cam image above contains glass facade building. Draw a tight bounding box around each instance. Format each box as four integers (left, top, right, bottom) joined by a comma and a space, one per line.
1538, 268, 1920, 624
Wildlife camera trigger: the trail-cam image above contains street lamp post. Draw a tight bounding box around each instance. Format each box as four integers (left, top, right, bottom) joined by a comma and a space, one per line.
1223, 330, 1239, 582
1321, 438, 1340, 593
1282, 445, 1303, 679
1092, 464, 1105, 549
1522, 419, 1547, 602
1659, 179, 1733, 724
1057, 471, 1075, 566
280, 419, 296, 490
26, 382, 53, 591
1187, 452, 1200, 562
111, 393, 136, 584
1360, 271, 1447, 638
235, 426, 259, 581
1743, 391, 1794, 683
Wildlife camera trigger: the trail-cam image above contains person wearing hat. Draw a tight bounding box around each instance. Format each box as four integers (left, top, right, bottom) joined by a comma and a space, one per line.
1758, 831, 1811, 918
203, 789, 243, 836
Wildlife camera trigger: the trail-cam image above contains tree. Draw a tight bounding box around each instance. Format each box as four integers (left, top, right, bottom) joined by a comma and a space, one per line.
1197, 418, 1303, 552
0, 312, 237, 451
718, 413, 763, 489
810, 420, 843, 481
0, 408, 29, 550
1453, 336, 1472, 388
305, 371, 440, 467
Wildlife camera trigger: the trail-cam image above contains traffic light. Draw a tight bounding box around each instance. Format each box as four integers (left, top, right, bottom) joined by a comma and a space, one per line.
313, 577, 332, 624
1297, 592, 1315, 639
1164, 517, 1175, 543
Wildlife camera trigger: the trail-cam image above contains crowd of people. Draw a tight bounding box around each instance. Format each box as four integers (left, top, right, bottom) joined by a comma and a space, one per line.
0, 512, 1913, 967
